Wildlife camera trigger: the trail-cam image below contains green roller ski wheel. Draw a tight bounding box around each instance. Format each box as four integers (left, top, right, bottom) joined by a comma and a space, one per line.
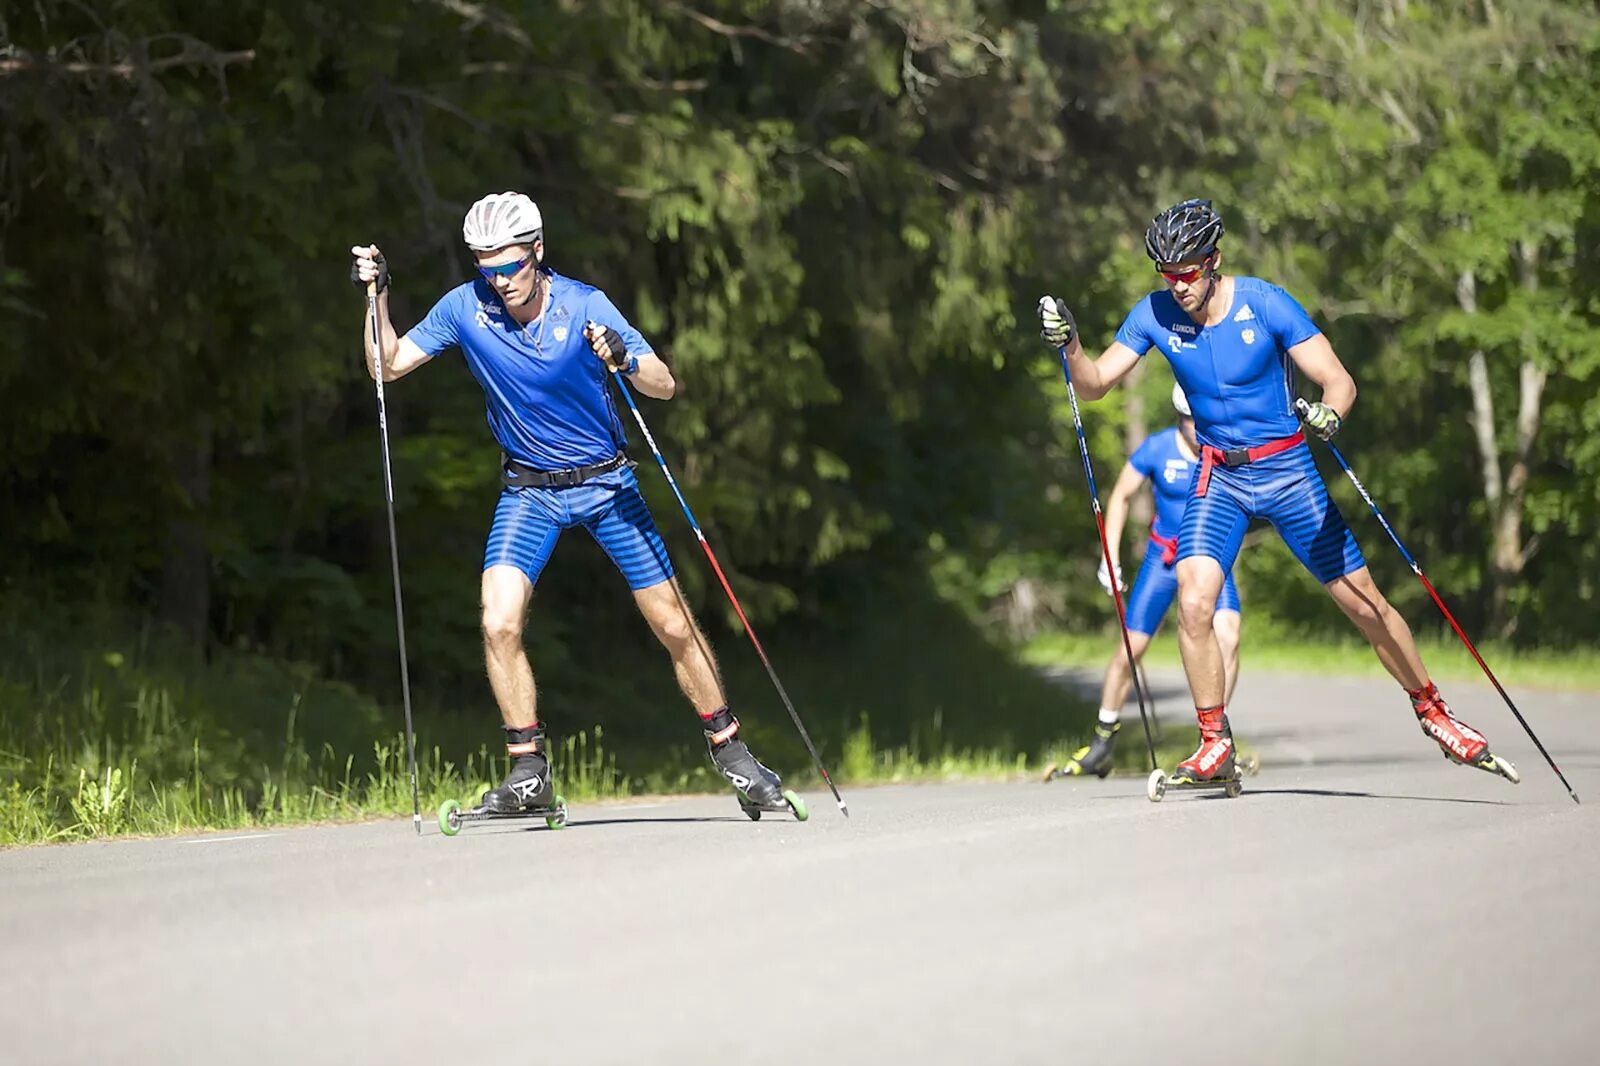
438, 799, 462, 837
545, 795, 568, 830
784, 790, 809, 822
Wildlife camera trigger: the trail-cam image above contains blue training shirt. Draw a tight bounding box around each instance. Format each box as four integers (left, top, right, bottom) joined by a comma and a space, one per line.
404, 269, 649, 469
1113, 276, 1320, 451
1128, 426, 1198, 539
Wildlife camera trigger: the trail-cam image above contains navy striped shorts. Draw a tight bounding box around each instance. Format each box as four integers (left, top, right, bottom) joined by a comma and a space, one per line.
483, 466, 674, 590
1177, 442, 1364, 584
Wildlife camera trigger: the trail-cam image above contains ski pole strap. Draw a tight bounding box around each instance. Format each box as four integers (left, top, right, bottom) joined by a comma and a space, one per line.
1194, 430, 1305, 497
1149, 529, 1180, 566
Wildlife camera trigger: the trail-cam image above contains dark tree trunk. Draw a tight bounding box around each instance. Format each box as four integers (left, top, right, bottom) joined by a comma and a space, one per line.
159, 416, 213, 649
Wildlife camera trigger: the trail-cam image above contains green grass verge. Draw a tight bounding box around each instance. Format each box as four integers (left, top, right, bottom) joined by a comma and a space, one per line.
0, 584, 1103, 846
1023, 624, 1600, 692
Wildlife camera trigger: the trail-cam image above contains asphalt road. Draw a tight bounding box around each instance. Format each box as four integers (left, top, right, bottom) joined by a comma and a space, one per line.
2, 667, 1596, 1065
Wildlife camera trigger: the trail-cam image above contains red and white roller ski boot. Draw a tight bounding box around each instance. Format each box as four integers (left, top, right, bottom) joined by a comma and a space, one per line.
1411, 683, 1519, 783
1147, 705, 1244, 802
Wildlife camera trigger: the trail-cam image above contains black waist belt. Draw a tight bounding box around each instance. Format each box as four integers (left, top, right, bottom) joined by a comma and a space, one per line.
502, 451, 631, 489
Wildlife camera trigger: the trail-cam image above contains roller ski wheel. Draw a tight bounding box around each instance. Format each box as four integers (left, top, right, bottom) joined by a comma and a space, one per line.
1238, 751, 1261, 777
1145, 767, 1244, 803
1444, 748, 1521, 784
435, 794, 569, 836
1483, 754, 1520, 784
739, 789, 809, 822
438, 798, 463, 836
1043, 722, 1119, 783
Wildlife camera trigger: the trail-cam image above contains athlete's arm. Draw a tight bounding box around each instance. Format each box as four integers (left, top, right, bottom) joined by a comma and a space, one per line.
1038, 297, 1143, 401
1066, 339, 1145, 402
626, 352, 675, 400
351, 245, 432, 382
370, 321, 432, 383
584, 322, 676, 400
1286, 333, 1357, 418
1102, 460, 1148, 576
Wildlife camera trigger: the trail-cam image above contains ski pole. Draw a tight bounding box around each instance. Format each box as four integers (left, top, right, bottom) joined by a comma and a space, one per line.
1056, 343, 1159, 773
611, 371, 849, 818
1297, 399, 1578, 805
367, 282, 423, 833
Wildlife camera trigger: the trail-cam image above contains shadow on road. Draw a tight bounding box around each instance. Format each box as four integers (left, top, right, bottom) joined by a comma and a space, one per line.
1243, 787, 1511, 806
565, 815, 748, 829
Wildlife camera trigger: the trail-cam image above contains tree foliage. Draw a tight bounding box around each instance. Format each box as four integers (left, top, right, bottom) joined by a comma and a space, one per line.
1, 0, 1595, 711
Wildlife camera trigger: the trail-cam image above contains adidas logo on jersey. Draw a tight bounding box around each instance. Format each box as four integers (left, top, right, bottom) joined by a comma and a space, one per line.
1233, 304, 1255, 322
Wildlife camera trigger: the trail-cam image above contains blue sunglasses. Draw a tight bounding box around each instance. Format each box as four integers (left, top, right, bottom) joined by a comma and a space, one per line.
477, 254, 534, 282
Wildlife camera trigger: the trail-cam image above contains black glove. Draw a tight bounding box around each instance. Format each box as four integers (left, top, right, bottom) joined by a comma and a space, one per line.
350, 249, 390, 293
587, 322, 629, 370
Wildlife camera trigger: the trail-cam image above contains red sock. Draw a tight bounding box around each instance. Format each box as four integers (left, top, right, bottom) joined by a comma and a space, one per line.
1406, 681, 1438, 706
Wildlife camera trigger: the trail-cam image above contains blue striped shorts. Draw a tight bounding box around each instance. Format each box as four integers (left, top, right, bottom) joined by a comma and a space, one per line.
1177, 442, 1365, 584
1125, 538, 1241, 637
483, 466, 674, 590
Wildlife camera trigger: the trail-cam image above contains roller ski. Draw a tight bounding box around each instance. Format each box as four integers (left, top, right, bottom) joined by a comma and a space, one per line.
1043, 721, 1120, 781
1413, 685, 1520, 783
705, 708, 808, 822
438, 725, 568, 836
1146, 706, 1245, 802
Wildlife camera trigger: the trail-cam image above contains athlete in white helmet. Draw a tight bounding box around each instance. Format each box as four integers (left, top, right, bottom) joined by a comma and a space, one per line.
351, 192, 790, 816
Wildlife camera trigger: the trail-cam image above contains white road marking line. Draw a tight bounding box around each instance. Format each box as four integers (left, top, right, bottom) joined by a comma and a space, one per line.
184, 833, 273, 845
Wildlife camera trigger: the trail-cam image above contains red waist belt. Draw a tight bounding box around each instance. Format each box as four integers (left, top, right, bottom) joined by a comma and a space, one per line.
1195, 430, 1305, 497
1149, 530, 1179, 566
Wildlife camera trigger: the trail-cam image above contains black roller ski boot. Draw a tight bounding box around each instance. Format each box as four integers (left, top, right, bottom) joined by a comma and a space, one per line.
481, 725, 554, 812
1044, 721, 1120, 782
438, 725, 567, 836
704, 707, 807, 822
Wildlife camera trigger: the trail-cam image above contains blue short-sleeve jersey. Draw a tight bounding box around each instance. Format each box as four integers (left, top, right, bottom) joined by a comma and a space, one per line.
404, 270, 650, 469
1113, 276, 1319, 450
1128, 426, 1197, 539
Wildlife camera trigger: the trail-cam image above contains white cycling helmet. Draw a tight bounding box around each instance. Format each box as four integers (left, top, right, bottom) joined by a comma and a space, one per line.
462, 191, 544, 252
1171, 382, 1192, 417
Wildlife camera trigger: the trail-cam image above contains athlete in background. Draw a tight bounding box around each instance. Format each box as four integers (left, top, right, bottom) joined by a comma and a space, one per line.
1048, 384, 1242, 778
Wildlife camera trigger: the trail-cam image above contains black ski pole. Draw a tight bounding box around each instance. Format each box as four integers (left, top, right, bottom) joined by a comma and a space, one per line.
366, 281, 423, 833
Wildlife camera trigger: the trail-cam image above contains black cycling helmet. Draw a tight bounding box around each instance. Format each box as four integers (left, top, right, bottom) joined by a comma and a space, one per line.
1145, 199, 1224, 264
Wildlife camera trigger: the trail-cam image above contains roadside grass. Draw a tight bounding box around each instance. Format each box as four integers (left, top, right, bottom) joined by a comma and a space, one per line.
1023, 625, 1600, 693
0, 589, 1099, 845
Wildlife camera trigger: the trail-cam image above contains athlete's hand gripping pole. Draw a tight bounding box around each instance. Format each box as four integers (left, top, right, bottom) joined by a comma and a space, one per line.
366, 280, 423, 833
1042, 298, 1159, 772
609, 371, 849, 818
1296, 398, 1578, 804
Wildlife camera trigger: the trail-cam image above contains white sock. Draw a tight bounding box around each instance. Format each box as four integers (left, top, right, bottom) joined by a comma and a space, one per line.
1098, 707, 1121, 726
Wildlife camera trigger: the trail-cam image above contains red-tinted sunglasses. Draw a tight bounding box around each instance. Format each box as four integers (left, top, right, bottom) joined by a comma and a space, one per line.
1157, 260, 1212, 286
